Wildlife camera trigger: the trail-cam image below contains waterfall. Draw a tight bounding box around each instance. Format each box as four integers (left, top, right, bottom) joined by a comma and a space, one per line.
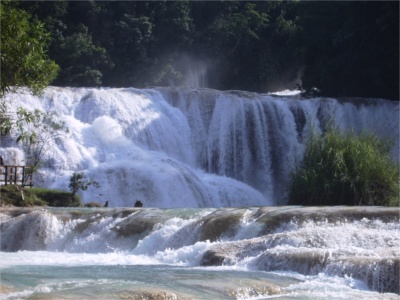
1, 87, 398, 207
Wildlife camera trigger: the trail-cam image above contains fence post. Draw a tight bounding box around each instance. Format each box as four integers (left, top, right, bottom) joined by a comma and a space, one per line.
14, 167, 17, 185
5, 166, 8, 185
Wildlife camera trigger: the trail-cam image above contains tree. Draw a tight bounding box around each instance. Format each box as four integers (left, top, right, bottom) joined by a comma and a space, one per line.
293, 2, 399, 100
0, 1, 59, 96
13, 1, 398, 99
69, 172, 100, 197
53, 24, 112, 87
19, 110, 69, 172
0, 1, 60, 152
106, 14, 153, 86
0, 103, 37, 143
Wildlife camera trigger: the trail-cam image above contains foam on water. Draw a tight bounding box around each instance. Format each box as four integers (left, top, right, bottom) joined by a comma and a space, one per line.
1, 207, 399, 298
0, 251, 158, 268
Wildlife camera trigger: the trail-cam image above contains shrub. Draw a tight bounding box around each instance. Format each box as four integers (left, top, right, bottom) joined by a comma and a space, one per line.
288, 127, 399, 206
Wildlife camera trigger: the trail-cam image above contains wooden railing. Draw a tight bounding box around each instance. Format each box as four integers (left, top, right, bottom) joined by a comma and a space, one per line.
0, 165, 33, 187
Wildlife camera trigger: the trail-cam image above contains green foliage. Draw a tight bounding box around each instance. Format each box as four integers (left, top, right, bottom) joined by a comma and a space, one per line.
1, 1, 62, 159
1, 101, 37, 141
288, 127, 399, 206
293, 2, 399, 100
16, 1, 399, 99
30, 187, 82, 207
0, 185, 45, 207
69, 172, 100, 196
55, 24, 112, 86
19, 110, 69, 172
0, 1, 59, 96
0, 185, 81, 207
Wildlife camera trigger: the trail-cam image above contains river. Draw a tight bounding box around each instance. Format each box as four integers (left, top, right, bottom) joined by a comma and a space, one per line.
0, 206, 399, 299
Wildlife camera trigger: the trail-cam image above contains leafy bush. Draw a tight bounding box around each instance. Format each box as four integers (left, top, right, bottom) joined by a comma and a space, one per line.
288, 128, 399, 206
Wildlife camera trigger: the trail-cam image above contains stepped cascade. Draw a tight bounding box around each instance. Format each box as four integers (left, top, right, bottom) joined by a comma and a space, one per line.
0, 206, 398, 298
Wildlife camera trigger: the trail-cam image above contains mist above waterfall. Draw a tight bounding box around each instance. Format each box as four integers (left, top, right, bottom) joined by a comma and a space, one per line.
169, 54, 212, 89
2, 87, 398, 207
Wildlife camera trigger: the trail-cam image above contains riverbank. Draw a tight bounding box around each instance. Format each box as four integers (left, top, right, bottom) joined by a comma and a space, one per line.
0, 185, 80, 207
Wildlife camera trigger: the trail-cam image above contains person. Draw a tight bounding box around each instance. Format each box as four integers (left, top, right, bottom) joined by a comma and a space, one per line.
0, 156, 4, 165
134, 200, 143, 207
104, 200, 109, 207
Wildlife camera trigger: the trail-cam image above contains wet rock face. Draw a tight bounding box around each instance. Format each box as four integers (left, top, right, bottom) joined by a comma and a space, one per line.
199, 209, 245, 242
200, 237, 266, 266
112, 211, 170, 237
254, 206, 400, 236
225, 281, 282, 299
201, 237, 400, 294
84, 202, 103, 207
115, 279, 282, 300
117, 288, 184, 300
0, 210, 58, 251
326, 257, 400, 294
200, 249, 226, 266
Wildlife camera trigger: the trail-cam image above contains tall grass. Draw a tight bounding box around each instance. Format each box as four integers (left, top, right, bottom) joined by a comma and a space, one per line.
0, 185, 82, 207
30, 187, 82, 207
288, 127, 399, 206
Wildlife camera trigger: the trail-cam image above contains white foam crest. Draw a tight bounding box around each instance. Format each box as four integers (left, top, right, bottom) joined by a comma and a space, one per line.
232, 210, 264, 241
270, 218, 400, 251
48, 216, 128, 253
281, 273, 398, 299
132, 217, 200, 255
91, 115, 125, 144
154, 241, 212, 266
0, 251, 158, 268
269, 89, 302, 96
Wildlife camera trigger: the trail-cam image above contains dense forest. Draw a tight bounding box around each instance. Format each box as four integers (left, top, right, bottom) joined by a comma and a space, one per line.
5, 1, 400, 100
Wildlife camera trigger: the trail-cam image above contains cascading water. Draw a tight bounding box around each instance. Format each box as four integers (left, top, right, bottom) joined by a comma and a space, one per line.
0, 207, 398, 299
1, 87, 399, 207
1, 87, 399, 298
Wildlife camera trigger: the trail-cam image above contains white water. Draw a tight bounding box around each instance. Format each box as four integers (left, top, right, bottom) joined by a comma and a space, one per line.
1, 87, 398, 207
0, 207, 398, 299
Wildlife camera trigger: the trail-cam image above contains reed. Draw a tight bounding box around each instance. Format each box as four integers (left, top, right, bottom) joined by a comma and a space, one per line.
288, 127, 399, 206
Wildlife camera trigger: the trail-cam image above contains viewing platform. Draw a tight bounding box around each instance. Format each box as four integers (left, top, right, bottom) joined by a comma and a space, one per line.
0, 165, 33, 187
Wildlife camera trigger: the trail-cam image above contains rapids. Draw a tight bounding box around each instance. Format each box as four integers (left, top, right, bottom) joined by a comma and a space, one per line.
1, 87, 399, 207
0, 206, 399, 299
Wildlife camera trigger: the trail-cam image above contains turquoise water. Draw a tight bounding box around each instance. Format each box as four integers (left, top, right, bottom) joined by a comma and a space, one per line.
1, 264, 295, 299
2, 261, 397, 299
